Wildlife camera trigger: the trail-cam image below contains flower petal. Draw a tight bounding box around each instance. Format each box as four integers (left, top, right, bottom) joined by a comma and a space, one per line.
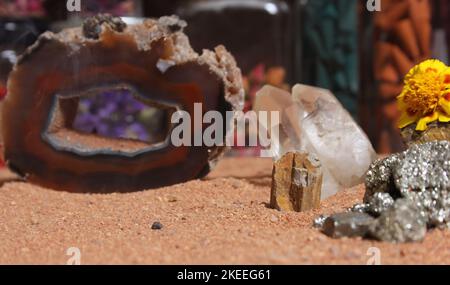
443, 68, 450, 85
398, 112, 419, 129
439, 96, 450, 115
397, 98, 409, 112
438, 111, 450, 123
415, 112, 439, 131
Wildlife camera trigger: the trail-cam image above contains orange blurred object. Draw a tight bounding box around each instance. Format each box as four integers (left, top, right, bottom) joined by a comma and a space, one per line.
372, 0, 432, 153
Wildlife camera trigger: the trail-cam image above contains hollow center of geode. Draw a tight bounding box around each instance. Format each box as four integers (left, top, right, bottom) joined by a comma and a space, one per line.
43, 84, 177, 156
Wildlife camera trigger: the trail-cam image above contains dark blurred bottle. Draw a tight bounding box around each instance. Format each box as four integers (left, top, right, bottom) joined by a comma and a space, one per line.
177, 0, 293, 112
294, 0, 359, 118
0, 19, 47, 94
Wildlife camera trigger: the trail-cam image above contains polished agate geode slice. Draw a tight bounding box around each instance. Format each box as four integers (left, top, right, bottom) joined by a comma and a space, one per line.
1, 15, 244, 192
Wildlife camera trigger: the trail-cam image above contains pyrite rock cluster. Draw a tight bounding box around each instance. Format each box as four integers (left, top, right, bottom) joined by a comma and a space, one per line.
254, 84, 376, 199
364, 155, 402, 202
270, 151, 322, 212
1, 15, 244, 192
369, 199, 427, 243
316, 140, 450, 243
321, 212, 375, 239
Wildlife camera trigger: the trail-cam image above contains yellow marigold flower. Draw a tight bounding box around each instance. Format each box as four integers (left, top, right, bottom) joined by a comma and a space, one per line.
397, 59, 450, 131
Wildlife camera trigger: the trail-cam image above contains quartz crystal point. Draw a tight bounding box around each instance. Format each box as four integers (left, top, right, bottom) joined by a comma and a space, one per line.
252, 86, 303, 157
254, 84, 376, 199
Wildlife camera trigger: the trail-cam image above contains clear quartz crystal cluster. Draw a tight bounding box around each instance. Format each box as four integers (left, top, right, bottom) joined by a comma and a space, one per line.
254, 84, 377, 199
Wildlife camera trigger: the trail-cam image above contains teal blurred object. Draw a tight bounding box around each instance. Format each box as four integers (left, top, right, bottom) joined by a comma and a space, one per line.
296, 0, 359, 117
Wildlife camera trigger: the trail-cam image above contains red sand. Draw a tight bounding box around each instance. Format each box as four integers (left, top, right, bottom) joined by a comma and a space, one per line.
0, 157, 449, 264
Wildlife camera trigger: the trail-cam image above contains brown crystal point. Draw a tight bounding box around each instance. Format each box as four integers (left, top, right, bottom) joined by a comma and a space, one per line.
1, 15, 244, 192
270, 151, 322, 212
400, 122, 450, 147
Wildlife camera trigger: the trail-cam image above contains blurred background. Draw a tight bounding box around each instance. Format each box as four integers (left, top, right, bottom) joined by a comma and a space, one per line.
0, 0, 449, 156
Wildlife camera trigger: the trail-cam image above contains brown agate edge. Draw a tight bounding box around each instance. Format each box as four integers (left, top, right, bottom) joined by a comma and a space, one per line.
1, 15, 244, 192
